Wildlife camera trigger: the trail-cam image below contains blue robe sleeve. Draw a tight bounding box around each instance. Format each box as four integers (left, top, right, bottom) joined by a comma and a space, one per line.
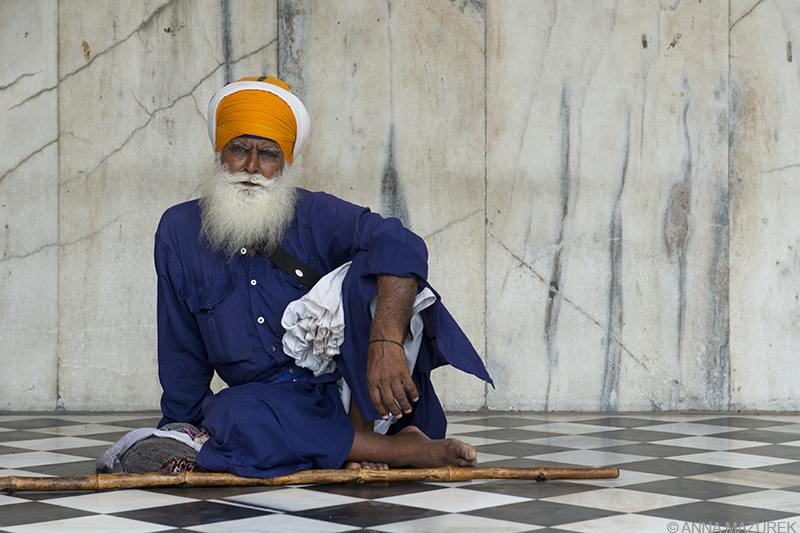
154, 222, 214, 428
292, 191, 429, 281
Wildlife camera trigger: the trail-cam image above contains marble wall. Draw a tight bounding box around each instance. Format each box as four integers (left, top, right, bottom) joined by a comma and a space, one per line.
1, 0, 798, 413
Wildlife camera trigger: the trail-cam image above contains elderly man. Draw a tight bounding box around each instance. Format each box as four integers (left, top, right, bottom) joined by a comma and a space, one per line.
150, 76, 492, 478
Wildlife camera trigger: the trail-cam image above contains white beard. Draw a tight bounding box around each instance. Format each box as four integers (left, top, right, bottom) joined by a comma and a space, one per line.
198, 160, 299, 259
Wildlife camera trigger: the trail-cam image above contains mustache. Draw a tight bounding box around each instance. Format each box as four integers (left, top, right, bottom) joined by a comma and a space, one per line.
220, 171, 274, 187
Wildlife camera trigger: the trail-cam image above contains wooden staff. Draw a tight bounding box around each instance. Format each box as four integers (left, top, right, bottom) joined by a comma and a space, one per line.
0, 466, 618, 493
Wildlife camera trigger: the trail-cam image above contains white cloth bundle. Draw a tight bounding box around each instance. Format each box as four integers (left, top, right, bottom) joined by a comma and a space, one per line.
281, 262, 351, 376
281, 262, 436, 433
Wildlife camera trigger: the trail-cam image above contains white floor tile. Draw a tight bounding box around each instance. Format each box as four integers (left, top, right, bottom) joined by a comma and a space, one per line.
517, 423, 622, 435
372, 513, 537, 532
28, 424, 137, 436
0, 469, 54, 477
2, 515, 174, 533
476, 451, 516, 463
670, 451, 795, 469
568, 469, 675, 487
453, 435, 507, 446
712, 489, 800, 512
650, 435, 771, 450
621, 414, 720, 423
225, 487, 363, 511
640, 422, 746, 436
553, 514, 690, 533
3, 436, 115, 451
542, 487, 697, 512
0, 493, 32, 506
525, 449, 652, 466
0, 452, 92, 468
185, 514, 357, 533
376, 486, 529, 513
521, 435, 636, 449
41, 489, 196, 513
688, 469, 800, 489
443, 422, 494, 435
752, 424, 800, 434
54, 414, 161, 424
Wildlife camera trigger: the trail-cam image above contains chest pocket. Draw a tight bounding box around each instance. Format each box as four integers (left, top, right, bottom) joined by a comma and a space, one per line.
185, 276, 253, 365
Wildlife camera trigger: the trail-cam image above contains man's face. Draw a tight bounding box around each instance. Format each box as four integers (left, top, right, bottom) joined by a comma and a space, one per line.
219, 137, 286, 181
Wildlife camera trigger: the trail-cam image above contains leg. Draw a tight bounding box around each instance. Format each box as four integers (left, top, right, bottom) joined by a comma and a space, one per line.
346, 425, 478, 468
344, 398, 389, 470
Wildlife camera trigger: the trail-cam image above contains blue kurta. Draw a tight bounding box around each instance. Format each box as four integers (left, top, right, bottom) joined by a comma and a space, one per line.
155, 189, 491, 478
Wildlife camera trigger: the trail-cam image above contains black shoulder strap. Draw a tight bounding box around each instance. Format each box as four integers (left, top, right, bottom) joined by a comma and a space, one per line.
266, 246, 322, 288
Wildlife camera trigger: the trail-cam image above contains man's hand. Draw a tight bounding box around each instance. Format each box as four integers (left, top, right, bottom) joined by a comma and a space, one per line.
367, 339, 419, 419
367, 274, 420, 419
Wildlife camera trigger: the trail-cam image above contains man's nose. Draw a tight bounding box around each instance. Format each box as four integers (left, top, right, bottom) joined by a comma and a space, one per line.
244, 149, 260, 173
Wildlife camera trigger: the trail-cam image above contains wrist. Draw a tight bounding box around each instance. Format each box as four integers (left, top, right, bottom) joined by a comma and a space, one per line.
368, 338, 405, 350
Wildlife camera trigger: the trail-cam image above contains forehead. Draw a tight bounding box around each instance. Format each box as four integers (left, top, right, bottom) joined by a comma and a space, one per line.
226, 136, 281, 151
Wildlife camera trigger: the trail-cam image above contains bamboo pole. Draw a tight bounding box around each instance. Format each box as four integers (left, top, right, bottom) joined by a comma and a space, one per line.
0, 466, 618, 493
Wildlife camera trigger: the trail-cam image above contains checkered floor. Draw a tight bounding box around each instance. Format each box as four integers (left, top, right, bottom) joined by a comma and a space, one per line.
3, 413, 800, 532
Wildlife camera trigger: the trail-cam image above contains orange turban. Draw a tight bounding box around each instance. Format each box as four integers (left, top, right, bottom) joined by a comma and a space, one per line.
207, 76, 311, 164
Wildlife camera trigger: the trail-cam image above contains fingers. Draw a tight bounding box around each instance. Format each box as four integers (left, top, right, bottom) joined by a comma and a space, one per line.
367, 343, 419, 419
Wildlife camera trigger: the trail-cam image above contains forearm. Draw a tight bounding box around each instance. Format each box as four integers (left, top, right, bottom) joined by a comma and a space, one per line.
366, 274, 420, 418
370, 274, 418, 342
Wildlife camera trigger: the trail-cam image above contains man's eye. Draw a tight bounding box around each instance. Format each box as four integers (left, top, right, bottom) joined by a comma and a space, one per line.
259, 150, 279, 158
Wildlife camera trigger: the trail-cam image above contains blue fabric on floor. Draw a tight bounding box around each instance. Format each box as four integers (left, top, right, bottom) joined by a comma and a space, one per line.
195, 381, 354, 478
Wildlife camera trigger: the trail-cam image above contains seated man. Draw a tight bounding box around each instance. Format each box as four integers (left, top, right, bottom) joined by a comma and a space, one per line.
151, 76, 492, 478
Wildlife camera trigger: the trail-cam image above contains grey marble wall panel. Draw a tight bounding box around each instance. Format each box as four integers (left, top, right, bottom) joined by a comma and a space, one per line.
280, 0, 487, 409
730, 0, 800, 410
486, 0, 730, 410
0, 1, 59, 410
56, 0, 278, 409
6, 1, 800, 412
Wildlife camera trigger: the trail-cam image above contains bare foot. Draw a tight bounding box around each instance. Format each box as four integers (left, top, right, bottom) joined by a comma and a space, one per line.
344, 461, 389, 470
395, 426, 478, 468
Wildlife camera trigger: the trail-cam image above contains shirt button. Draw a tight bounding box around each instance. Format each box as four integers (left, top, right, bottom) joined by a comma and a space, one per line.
268, 346, 276, 353
257, 316, 265, 324
289, 367, 295, 374
240, 247, 247, 255
250, 279, 257, 286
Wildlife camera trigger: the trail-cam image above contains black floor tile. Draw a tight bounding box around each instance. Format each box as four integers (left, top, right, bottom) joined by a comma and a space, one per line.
460, 428, 561, 441
474, 441, 569, 457
113, 500, 275, 527
465, 499, 619, 527
736, 445, 800, 461
698, 417, 794, 429
710, 430, 800, 444
0, 418, 85, 431
462, 478, 604, 499
291, 500, 444, 528
456, 416, 550, 428
588, 428, 690, 442
752, 461, 800, 476
5, 491, 90, 502
641, 501, 797, 523
479, 457, 575, 469
0, 430, 58, 443
19, 459, 99, 477
306, 480, 442, 499
621, 458, 731, 477
0, 501, 93, 527
147, 484, 286, 500
597, 442, 710, 457
624, 478, 764, 499
578, 417, 673, 428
